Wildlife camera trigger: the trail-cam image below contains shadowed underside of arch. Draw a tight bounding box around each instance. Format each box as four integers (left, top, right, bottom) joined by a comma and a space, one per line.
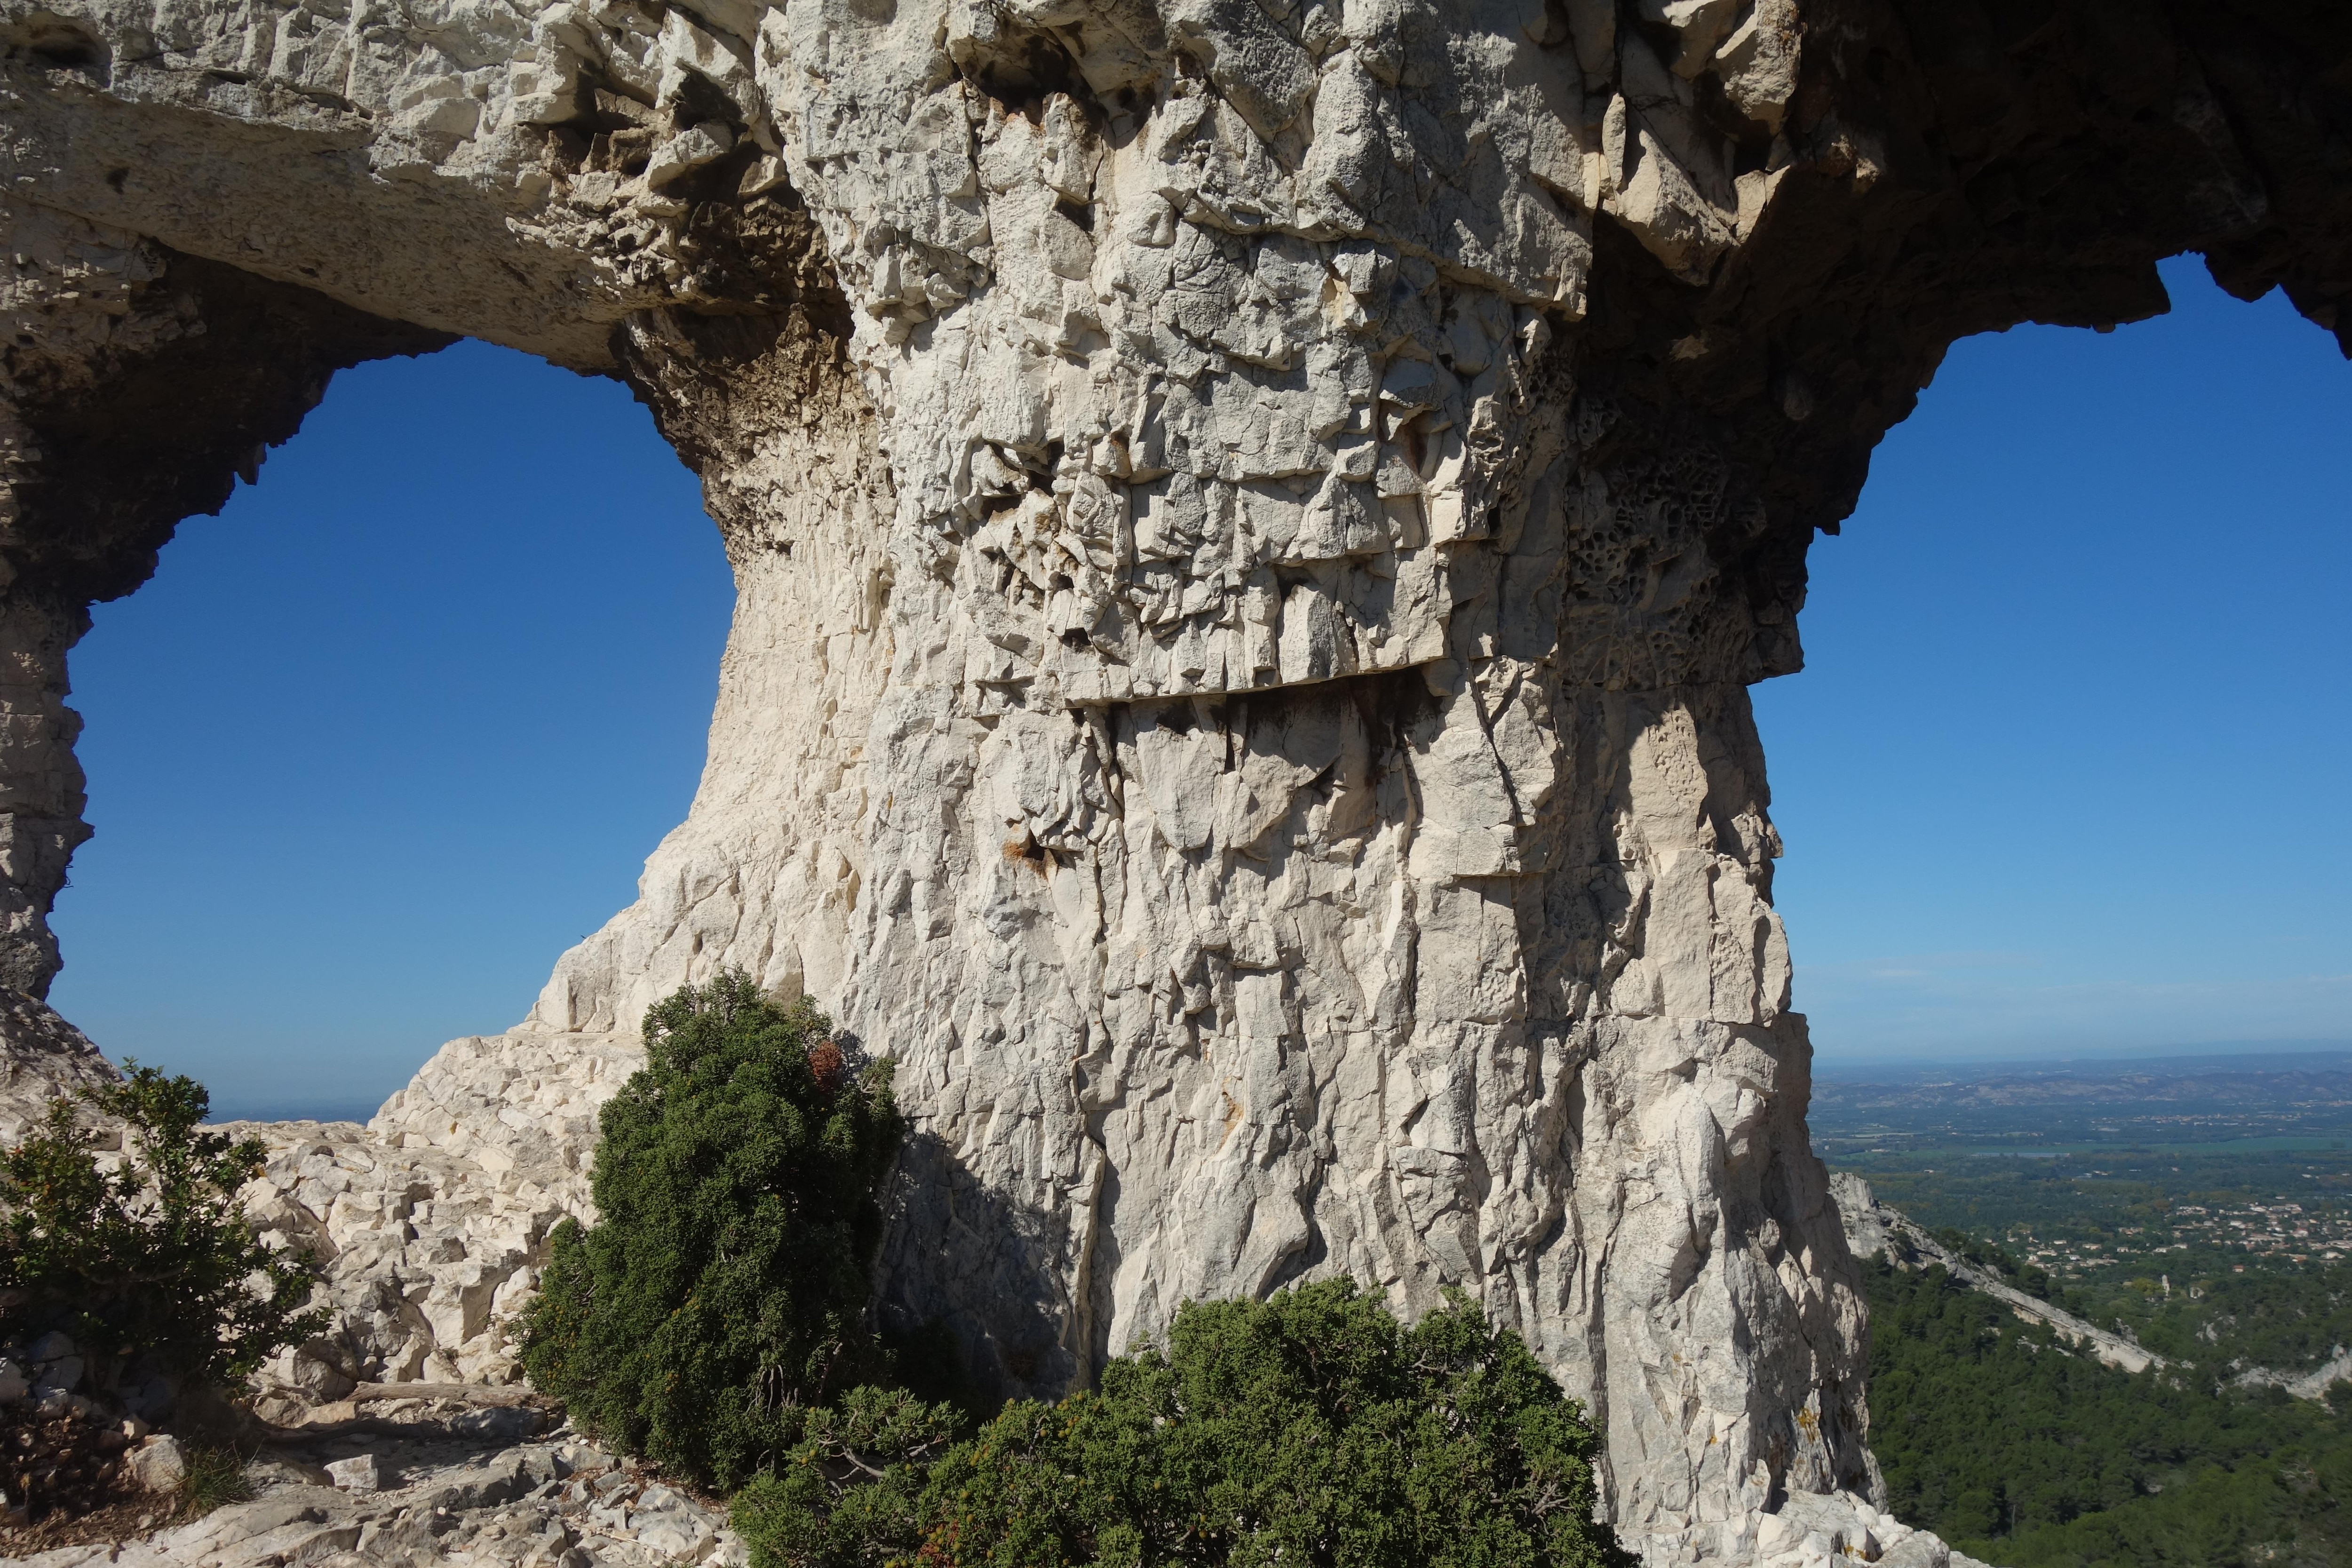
1, 0, 2346, 1559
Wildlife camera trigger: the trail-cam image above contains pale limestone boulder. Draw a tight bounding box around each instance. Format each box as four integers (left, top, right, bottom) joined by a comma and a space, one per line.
127, 1435, 188, 1496
321, 1454, 382, 1493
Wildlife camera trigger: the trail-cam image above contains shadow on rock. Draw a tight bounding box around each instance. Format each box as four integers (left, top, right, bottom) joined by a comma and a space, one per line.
872, 1130, 1083, 1410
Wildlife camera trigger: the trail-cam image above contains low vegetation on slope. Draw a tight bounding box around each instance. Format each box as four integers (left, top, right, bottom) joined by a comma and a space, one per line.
533, 971, 1633, 1568
0, 1064, 325, 1531
1865, 1254, 2352, 1564
739, 1279, 1637, 1568
1851, 1146, 2352, 1370
732, 1278, 1632, 1568
0, 1065, 327, 1390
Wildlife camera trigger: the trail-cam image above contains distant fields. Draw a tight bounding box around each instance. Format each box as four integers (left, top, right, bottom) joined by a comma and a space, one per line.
1831, 1052, 2352, 1564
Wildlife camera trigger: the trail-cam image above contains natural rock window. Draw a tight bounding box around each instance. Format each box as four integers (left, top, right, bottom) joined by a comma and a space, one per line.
43, 340, 731, 1118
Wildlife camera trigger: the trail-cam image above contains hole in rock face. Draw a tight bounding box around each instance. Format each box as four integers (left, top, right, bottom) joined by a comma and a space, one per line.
953, 12, 1097, 123
1754, 255, 2352, 1068
28, 39, 93, 68
6, 15, 108, 75
48, 340, 733, 1120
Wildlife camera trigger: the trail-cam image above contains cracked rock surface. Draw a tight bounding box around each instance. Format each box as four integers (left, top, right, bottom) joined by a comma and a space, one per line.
0, 0, 2347, 1560
229, 1032, 642, 1400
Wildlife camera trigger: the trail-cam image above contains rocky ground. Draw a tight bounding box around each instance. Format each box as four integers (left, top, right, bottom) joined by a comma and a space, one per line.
2, 1401, 741, 1568
0, 996, 634, 1411
0, 1403, 1956, 1568
0, 1000, 723, 1568
231, 1027, 644, 1406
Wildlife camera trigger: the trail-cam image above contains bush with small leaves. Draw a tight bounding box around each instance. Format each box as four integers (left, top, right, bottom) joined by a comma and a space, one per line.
734, 1277, 1634, 1568
521, 972, 904, 1492
0, 1064, 326, 1394
729, 1385, 960, 1568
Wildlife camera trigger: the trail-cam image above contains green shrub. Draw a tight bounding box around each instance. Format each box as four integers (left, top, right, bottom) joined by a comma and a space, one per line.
521, 972, 905, 1491
730, 1384, 960, 1567
0, 1064, 326, 1390
734, 1278, 1634, 1568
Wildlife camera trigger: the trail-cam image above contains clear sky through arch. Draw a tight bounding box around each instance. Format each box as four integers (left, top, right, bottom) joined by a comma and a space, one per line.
47, 339, 734, 1120
1754, 254, 2352, 1067
40, 256, 2352, 1118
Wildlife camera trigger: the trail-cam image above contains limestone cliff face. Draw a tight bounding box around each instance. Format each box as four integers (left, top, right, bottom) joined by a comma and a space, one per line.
1, 0, 2347, 1559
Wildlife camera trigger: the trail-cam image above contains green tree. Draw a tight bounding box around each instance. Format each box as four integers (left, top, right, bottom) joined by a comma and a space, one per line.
735, 1278, 1634, 1568
1861, 1256, 2352, 1563
522, 972, 904, 1491
0, 1064, 327, 1390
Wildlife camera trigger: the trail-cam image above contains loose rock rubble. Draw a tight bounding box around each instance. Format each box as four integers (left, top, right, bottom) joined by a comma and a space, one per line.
5, 1416, 744, 1568
1751, 1492, 1986, 1568
230, 1031, 643, 1403
2, 0, 2348, 1561
0, 1402, 135, 1536
0, 1000, 634, 1410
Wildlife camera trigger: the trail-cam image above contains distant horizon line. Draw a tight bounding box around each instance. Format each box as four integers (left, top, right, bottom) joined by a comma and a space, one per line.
1813, 1037, 2352, 1081
200, 1038, 2352, 1120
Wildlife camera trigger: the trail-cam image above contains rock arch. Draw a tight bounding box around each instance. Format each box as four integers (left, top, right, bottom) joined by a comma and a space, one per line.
2, 0, 2346, 1557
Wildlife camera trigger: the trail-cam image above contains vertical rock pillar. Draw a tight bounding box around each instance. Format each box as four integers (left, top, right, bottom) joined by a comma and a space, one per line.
523, 6, 1874, 1552
0, 597, 87, 997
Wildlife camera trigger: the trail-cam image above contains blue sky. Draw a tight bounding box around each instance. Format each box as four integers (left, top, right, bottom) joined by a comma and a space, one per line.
1752, 255, 2352, 1066
48, 344, 733, 1118
44, 255, 2352, 1117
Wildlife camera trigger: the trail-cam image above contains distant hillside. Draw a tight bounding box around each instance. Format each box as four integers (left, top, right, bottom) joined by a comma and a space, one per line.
1833, 1172, 2163, 1373
1836, 1171, 2352, 1566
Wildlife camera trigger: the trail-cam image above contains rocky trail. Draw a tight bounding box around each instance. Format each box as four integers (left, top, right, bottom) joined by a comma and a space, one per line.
5, 1404, 742, 1568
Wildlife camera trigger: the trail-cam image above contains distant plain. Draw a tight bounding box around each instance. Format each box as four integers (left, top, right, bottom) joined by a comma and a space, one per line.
1835, 1047, 2352, 1562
